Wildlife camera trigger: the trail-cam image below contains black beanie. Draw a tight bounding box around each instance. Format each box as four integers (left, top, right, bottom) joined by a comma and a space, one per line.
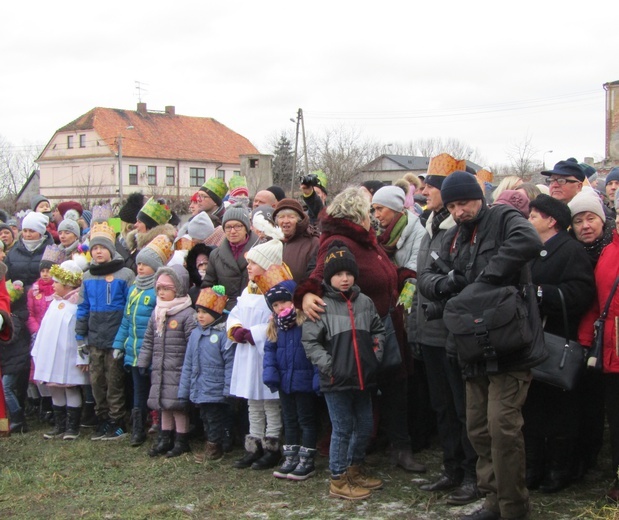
323, 241, 359, 283
266, 185, 286, 202
361, 180, 385, 196
529, 194, 571, 231
440, 171, 483, 205
118, 192, 145, 224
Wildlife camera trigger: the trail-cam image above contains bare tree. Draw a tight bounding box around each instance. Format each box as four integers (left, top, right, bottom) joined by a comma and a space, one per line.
389, 137, 483, 164
505, 133, 539, 180
0, 135, 41, 201
73, 166, 108, 209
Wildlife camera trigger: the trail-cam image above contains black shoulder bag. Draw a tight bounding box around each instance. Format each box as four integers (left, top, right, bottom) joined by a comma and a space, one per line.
586, 276, 619, 372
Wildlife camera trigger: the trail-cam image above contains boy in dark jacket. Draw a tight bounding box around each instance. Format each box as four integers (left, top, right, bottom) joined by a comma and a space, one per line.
76, 220, 135, 440
302, 242, 385, 501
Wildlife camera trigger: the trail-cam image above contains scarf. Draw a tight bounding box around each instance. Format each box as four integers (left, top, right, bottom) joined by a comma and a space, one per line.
22, 236, 46, 252
275, 306, 297, 331
154, 295, 192, 337
229, 235, 249, 261
59, 240, 79, 258
430, 207, 451, 237
53, 287, 80, 305
89, 257, 125, 276
135, 273, 156, 291
377, 212, 407, 258
33, 277, 55, 298
583, 219, 614, 264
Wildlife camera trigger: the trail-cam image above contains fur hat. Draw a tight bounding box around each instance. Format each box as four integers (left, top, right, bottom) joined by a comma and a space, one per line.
529, 194, 571, 231
31, 194, 50, 212
58, 218, 80, 238
196, 285, 228, 318
222, 204, 251, 234
568, 191, 606, 222
441, 171, 484, 205
118, 192, 145, 224
372, 186, 405, 212
155, 264, 190, 297
136, 234, 173, 271
541, 160, 585, 182
199, 178, 228, 206
57, 201, 83, 218
264, 280, 297, 312
323, 241, 358, 283
137, 197, 172, 229
89, 220, 116, 255
22, 211, 48, 235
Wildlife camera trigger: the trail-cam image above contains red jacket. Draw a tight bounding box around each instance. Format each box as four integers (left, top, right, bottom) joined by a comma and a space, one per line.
26, 278, 55, 334
579, 230, 619, 373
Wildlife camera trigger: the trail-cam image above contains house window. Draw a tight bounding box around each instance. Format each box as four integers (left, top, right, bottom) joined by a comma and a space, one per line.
217, 169, 225, 179
233, 170, 240, 176
249, 159, 258, 168
166, 167, 175, 186
79, 134, 86, 148
190, 167, 205, 187
148, 166, 157, 185
67, 135, 74, 149
129, 165, 138, 185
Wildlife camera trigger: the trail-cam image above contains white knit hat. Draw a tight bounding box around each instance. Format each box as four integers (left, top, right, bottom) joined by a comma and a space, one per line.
568, 191, 606, 222
372, 185, 405, 212
21, 211, 49, 235
245, 239, 283, 271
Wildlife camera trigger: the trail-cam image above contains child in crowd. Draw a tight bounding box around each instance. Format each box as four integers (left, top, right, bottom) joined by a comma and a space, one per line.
76, 219, 135, 440
302, 241, 385, 500
32, 260, 89, 440
138, 264, 196, 458
228, 224, 286, 470
112, 235, 172, 447
179, 285, 235, 463
263, 280, 319, 481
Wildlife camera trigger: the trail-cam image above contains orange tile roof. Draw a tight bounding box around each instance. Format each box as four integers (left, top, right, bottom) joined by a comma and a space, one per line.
55, 106, 259, 163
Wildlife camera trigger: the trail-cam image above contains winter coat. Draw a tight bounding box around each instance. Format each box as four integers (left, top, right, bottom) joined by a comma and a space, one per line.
281, 215, 319, 283
227, 286, 277, 400
138, 306, 197, 411
112, 285, 156, 367
26, 277, 55, 335
0, 303, 31, 376
202, 232, 260, 311
389, 209, 426, 273
31, 288, 88, 385
178, 321, 235, 404
579, 230, 619, 373
123, 223, 177, 275
418, 203, 545, 377
5, 233, 54, 288
411, 209, 457, 347
302, 283, 385, 393
75, 255, 135, 348
263, 322, 318, 394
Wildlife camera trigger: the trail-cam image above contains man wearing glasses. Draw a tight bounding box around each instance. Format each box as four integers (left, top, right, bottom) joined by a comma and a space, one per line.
541, 160, 585, 204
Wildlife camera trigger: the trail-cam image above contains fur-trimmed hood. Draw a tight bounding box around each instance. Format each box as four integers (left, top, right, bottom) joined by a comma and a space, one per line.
186, 243, 216, 287
126, 223, 177, 252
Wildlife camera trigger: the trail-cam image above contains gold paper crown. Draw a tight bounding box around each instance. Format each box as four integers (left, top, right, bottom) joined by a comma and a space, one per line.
90, 220, 116, 243
174, 236, 198, 251
253, 263, 293, 295
196, 286, 228, 314
476, 168, 494, 183
145, 234, 173, 264
427, 153, 467, 177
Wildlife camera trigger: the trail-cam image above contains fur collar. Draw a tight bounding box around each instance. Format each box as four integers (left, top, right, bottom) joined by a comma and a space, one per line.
319, 212, 378, 249
126, 223, 177, 252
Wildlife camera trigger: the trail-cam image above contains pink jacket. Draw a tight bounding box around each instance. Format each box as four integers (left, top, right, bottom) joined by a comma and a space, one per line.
26, 278, 55, 335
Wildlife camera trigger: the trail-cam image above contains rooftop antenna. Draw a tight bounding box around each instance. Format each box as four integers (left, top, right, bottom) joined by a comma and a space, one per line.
135, 81, 149, 103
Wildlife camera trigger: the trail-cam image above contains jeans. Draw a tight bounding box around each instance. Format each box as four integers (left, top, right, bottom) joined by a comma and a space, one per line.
279, 391, 318, 448
200, 402, 229, 444
2, 374, 21, 416
130, 366, 150, 413
324, 389, 373, 475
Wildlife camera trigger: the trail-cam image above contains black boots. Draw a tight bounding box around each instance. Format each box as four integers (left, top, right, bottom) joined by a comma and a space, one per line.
130, 407, 147, 447
44, 406, 67, 439
166, 432, 191, 458
234, 435, 264, 469
9, 408, 28, 434
251, 437, 281, 470
63, 407, 82, 440
288, 447, 317, 481
149, 430, 174, 457
539, 437, 573, 493
525, 436, 544, 490
273, 445, 300, 478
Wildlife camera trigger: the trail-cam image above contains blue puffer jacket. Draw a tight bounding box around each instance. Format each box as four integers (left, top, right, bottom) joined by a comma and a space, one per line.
112, 284, 156, 367
178, 321, 235, 404
263, 324, 319, 394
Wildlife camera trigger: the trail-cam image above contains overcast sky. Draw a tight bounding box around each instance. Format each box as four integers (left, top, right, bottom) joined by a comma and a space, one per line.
1, 1, 615, 170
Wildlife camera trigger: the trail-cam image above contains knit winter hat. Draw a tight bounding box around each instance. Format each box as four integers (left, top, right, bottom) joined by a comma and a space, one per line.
541, 160, 585, 182
187, 211, 215, 241
57, 201, 83, 218
81, 210, 92, 226
264, 280, 297, 312
425, 153, 467, 190
58, 218, 80, 238
137, 197, 172, 230
266, 185, 286, 202
89, 220, 117, 255
580, 163, 597, 183
0, 223, 14, 240
606, 167, 619, 185
529, 194, 572, 231
155, 264, 189, 297
40, 244, 64, 271
118, 192, 145, 224
492, 190, 530, 218
568, 191, 606, 222
196, 285, 228, 318
361, 180, 385, 196
440, 171, 484, 205
136, 234, 173, 271
31, 194, 50, 212
222, 204, 251, 234
245, 238, 283, 271
251, 205, 275, 226
372, 186, 405, 212
323, 241, 359, 283
199, 178, 228, 206
272, 198, 305, 222
22, 211, 48, 235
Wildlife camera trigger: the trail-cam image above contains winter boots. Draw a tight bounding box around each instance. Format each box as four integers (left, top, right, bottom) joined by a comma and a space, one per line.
251, 436, 281, 470
329, 470, 372, 500
9, 408, 28, 434
80, 401, 97, 428
166, 432, 191, 458
234, 435, 264, 469
43, 405, 67, 439
273, 445, 300, 478
195, 441, 224, 463
347, 464, 383, 490
130, 407, 147, 447
149, 429, 174, 457
63, 407, 82, 440
288, 447, 317, 481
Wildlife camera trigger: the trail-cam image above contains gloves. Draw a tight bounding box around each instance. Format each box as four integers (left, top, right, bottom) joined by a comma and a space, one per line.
112, 349, 124, 360
77, 341, 89, 360
232, 327, 254, 345
138, 367, 148, 377
243, 329, 255, 346
437, 270, 467, 296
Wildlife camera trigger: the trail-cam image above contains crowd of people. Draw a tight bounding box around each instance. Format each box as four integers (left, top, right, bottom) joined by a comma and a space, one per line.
1, 158, 619, 519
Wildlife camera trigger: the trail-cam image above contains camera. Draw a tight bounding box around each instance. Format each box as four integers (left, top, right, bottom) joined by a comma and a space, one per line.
300, 173, 319, 187
421, 300, 448, 321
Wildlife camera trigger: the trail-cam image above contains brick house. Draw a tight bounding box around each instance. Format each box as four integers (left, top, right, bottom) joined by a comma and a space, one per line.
36, 103, 262, 205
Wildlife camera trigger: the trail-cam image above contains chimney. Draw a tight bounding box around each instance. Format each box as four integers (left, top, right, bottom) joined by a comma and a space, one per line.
137, 102, 147, 115
165, 106, 176, 115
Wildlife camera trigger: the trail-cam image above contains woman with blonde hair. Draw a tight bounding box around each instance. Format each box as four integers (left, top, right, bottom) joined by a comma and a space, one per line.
492, 175, 524, 202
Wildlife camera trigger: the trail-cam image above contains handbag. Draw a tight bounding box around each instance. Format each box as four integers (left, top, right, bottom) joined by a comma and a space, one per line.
586, 276, 619, 371
379, 313, 403, 372
531, 288, 585, 391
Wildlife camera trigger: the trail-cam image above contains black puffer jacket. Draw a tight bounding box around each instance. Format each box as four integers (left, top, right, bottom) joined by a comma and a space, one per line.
0, 299, 31, 376
5, 233, 54, 288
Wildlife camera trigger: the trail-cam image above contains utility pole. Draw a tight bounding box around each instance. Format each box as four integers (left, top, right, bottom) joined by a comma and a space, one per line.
290, 108, 309, 197
117, 133, 124, 201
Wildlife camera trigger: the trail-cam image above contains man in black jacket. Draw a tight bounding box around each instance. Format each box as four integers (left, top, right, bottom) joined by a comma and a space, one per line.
418, 171, 544, 520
